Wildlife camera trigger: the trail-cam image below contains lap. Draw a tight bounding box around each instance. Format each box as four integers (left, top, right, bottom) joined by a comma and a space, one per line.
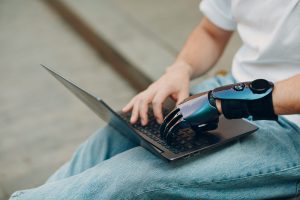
47, 74, 236, 182
103, 118, 300, 199
10, 75, 300, 199
11, 118, 300, 199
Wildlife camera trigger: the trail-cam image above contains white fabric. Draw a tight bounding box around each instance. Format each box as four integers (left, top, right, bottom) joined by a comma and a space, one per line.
200, 0, 300, 126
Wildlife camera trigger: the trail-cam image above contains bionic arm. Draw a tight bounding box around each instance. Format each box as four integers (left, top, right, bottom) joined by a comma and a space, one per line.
160, 79, 277, 143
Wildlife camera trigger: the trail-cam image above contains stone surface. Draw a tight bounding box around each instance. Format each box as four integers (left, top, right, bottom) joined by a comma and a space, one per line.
63, 0, 175, 81
62, 0, 241, 84
0, 187, 4, 200
0, 0, 134, 199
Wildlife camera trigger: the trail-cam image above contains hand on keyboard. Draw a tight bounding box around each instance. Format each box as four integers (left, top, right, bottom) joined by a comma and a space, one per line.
122, 61, 191, 126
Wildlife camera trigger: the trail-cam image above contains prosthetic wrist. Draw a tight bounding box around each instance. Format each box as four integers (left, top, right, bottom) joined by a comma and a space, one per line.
212, 79, 278, 120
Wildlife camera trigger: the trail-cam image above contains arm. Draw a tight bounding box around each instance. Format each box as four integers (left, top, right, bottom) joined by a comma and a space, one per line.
123, 17, 233, 125
174, 17, 233, 79
270, 74, 300, 115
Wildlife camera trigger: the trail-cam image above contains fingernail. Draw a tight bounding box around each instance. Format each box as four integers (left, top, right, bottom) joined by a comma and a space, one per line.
156, 118, 162, 124
130, 118, 135, 124
142, 120, 146, 126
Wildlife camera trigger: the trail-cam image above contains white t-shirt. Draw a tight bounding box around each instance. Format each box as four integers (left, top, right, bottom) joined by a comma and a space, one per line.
200, 0, 300, 126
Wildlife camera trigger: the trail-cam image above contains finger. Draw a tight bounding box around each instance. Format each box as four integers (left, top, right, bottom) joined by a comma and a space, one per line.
139, 99, 149, 126
176, 89, 189, 105
122, 97, 135, 112
139, 92, 155, 126
152, 91, 170, 124
130, 102, 139, 124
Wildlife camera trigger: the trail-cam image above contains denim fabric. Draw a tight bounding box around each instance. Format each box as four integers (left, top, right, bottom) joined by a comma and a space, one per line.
10, 75, 300, 200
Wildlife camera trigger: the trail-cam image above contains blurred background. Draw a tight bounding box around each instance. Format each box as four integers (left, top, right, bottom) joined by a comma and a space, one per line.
0, 0, 240, 199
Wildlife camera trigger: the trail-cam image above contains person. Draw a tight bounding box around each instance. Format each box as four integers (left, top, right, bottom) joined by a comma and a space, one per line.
10, 0, 300, 199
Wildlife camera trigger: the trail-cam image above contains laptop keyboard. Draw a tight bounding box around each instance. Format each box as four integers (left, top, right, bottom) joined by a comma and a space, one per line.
121, 110, 214, 154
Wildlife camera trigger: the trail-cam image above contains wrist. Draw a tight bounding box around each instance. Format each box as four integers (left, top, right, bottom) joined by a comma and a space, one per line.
271, 74, 300, 115
216, 99, 223, 114
271, 83, 280, 115
166, 60, 193, 79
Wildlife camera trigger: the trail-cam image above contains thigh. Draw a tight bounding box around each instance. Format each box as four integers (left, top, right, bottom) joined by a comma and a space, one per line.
46, 125, 137, 182
11, 118, 300, 200
112, 119, 300, 199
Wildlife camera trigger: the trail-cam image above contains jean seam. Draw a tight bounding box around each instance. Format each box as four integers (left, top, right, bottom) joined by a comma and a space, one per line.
131, 164, 300, 199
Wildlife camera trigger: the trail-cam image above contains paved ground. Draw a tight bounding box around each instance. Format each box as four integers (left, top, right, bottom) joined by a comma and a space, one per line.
0, 0, 134, 199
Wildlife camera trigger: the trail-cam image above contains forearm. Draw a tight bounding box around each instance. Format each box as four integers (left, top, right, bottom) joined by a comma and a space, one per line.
272, 74, 300, 115
172, 17, 233, 79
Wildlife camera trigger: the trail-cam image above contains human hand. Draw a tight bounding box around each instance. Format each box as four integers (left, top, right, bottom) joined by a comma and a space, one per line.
122, 61, 192, 125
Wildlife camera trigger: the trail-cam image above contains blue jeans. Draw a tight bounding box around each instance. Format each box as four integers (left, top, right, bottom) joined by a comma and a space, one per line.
10, 75, 300, 199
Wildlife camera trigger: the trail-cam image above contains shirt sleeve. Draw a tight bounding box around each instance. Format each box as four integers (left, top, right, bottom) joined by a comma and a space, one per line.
199, 0, 237, 31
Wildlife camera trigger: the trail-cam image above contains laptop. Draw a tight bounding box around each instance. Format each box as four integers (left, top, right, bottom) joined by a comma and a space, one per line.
42, 65, 258, 161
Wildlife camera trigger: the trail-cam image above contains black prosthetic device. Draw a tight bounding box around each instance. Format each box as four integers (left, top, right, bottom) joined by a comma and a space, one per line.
160, 79, 277, 142
213, 79, 277, 120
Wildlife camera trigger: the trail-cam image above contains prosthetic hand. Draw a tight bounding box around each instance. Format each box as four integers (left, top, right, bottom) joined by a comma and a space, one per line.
160, 79, 278, 142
